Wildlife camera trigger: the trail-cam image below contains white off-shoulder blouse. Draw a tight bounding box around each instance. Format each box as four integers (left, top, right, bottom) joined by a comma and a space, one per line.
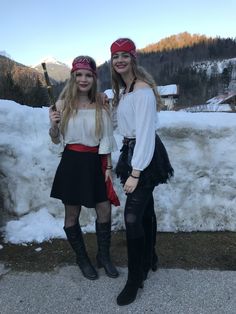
117, 87, 158, 171
60, 109, 117, 154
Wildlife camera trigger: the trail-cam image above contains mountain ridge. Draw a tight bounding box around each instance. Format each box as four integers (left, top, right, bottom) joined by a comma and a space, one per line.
139, 32, 214, 53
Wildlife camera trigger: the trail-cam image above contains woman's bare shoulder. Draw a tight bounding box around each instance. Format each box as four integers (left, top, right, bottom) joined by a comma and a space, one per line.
134, 80, 150, 90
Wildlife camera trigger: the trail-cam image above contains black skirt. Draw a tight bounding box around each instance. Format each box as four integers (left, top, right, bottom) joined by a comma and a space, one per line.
50, 148, 108, 207
115, 134, 174, 188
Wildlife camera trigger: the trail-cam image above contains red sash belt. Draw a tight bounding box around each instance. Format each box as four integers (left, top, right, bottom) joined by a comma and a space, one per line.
66, 144, 120, 206
66, 144, 98, 153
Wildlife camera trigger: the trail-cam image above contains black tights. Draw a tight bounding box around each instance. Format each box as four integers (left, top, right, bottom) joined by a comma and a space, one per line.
124, 186, 156, 239
64, 201, 111, 228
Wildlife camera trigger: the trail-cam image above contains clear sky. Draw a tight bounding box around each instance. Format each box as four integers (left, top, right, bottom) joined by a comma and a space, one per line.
1, 0, 235, 67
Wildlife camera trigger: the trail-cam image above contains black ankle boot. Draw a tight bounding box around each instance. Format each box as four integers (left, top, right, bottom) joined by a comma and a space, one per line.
117, 237, 144, 306
64, 224, 98, 280
96, 220, 119, 278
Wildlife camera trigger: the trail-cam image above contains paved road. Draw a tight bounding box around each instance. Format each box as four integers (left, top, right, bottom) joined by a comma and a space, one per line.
0, 263, 236, 314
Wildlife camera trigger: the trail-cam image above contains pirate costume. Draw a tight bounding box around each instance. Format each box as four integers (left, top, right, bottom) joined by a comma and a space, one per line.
111, 38, 174, 305
50, 56, 119, 280
50, 108, 118, 207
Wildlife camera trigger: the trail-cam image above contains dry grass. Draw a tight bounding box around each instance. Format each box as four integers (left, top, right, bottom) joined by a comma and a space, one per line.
1, 231, 236, 272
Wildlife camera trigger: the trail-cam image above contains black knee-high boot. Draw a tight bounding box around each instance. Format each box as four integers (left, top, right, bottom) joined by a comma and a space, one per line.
143, 215, 159, 280
151, 214, 158, 272
96, 220, 119, 278
117, 236, 144, 306
64, 224, 98, 280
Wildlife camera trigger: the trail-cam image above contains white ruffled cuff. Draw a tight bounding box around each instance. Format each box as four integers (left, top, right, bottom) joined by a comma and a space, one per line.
99, 136, 118, 154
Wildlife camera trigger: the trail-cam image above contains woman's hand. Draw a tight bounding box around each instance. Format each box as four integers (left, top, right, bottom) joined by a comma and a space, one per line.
124, 176, 139, 194
99, 93, 109, 110
49, 106, 61, 126
105, 169, 112, 182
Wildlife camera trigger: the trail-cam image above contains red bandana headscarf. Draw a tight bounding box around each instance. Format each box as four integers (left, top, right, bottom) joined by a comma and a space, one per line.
110, 38, 137, 58
71, 56, 97, 75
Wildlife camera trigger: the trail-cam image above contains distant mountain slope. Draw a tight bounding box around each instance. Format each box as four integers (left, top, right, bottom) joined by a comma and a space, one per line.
0, 55, 69, 107
192, 57, 236, 77
33, 57, 70, 82
0, 55, 48, 107
139, 32, 211, 53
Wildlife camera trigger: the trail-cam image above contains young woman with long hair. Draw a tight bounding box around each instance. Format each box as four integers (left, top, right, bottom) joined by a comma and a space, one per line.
110, 38, 174, 305
49, 56, 119, 281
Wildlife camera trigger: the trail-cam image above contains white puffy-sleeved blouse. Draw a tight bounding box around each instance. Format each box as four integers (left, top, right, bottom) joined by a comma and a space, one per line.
61, 109, 117, 154
117, 87, 157, 171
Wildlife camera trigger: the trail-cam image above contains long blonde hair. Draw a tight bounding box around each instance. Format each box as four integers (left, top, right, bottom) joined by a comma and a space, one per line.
111, 56, 162, 110
58, 57, 103, 137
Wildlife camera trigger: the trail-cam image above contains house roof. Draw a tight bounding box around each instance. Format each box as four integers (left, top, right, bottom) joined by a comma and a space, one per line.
181, 91, 236, 112
157, 84, 178, 96
206, 92, 236, 106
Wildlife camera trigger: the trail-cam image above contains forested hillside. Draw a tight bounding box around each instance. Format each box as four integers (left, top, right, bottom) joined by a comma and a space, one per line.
0, 55, 48, 107
0, 55, 64, 107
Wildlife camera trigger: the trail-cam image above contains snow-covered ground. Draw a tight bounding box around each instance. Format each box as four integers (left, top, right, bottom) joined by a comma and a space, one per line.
0, 100, 235, 244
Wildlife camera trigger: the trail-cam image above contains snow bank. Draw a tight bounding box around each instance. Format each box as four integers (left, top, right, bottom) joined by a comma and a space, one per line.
0, 100, 236, 243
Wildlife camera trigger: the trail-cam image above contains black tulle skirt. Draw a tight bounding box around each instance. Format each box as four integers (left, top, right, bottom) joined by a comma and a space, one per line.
115, 134, 174, 188
50, 149, 108, 207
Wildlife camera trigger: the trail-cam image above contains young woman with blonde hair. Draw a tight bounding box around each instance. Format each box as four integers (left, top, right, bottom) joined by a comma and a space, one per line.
49, 56, 119, 280
110, 38, 174, 305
